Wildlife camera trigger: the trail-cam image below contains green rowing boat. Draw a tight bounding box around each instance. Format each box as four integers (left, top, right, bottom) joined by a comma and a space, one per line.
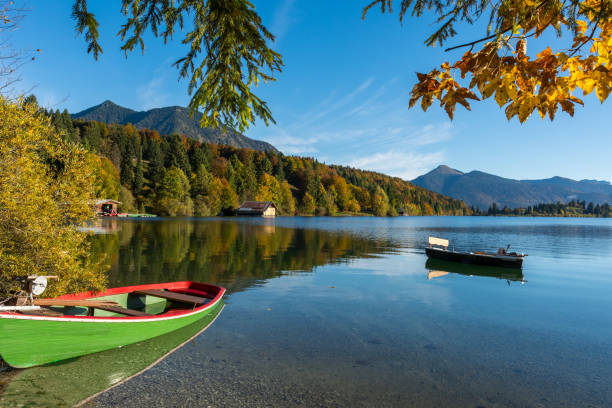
0, 301, 224, 407
0, 281, 225, 368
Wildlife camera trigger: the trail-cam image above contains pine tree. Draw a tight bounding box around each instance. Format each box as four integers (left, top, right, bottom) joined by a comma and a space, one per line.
133, 148, 144, 195
165, 135, 191, 177
147, 140, 164, 188
191, 164, 212, 197
189, 144, 210, 173
119, 143, 134, 187
275, 159, 285, 181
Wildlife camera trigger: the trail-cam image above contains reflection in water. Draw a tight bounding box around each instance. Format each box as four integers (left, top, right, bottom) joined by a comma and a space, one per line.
0, 301, 224, 408
96, 218, 400, 292
0, 218, 399, 407
426, 270, 449, 279
4, 217, 612, 407
425, 258, 526, 283
87, 218, 612, 407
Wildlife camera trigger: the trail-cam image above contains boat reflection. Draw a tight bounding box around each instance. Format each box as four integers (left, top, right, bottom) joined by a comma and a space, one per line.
0, 301, 224, 408
425, 258, 526, 284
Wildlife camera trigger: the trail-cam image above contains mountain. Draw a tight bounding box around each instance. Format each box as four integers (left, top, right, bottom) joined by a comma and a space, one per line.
72, 100, 278, 152
412, 165, 612, 209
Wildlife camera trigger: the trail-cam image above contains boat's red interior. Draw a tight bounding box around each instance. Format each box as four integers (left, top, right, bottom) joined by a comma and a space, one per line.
57, 281, 221, 300
43, 281, 226, 320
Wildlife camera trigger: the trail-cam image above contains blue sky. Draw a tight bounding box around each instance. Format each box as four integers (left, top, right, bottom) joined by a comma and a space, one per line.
8, 1, 612, 182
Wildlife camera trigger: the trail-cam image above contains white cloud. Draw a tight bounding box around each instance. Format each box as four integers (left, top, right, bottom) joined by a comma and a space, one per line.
137, 76, 169, 111
34, 89, 68, 110
348, 150, 445, 180
270, 0, 296, 46
263, 129, 319, 155
250, 77, 451, 179
409, 122, 453, 146
304, 77, 375, 124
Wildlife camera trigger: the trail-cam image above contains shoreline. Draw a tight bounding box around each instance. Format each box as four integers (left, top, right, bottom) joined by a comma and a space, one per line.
103, 213, 612, 219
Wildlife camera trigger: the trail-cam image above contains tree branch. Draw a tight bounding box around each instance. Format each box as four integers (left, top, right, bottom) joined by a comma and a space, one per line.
443, 0, 550, 52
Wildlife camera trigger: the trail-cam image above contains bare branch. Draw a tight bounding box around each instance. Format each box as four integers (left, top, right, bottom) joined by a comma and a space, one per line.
0, 1, 38, 96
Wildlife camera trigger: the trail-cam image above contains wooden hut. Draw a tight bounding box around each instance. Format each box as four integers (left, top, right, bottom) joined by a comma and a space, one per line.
237, 201, 277, 217
95, 199, 121, 216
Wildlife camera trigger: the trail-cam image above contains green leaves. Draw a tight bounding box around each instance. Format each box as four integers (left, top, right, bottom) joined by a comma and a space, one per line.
72, 0, 283, 133
0, 97, 105, 297
72, 0, 102, 60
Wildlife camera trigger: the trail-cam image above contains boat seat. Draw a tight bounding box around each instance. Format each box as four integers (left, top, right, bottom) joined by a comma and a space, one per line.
34, 299, 120, 308
17, 308, 64, 317
134, 289, 209, 306
94, 305, 152, 317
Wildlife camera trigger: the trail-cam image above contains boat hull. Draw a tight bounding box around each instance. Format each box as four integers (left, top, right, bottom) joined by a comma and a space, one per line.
425, 258, 525, 281
0, 301, 225, 407
0, 281, 225, 368
425, 247, 524, 268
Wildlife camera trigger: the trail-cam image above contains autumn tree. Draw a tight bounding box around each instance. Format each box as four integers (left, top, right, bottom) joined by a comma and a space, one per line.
256, 173, 282, 204
324, 186, 339, 216
119, 186, 136, 213
332, 175, 353, 212
300, 192, 316, 215
91, 155, 121, 200
206, 177, 238, 215
192, 164, 214, 215
351, 185, 371, 212
279, 180, 296, 215
0, 97, 104, 297
371, 186, 390, 216
364, 0, 612, 122
155, 167, 193, 216
191, 164, 212, 197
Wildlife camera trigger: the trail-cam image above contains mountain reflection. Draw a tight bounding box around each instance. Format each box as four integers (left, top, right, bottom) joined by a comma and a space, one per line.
94, 219, 400, 292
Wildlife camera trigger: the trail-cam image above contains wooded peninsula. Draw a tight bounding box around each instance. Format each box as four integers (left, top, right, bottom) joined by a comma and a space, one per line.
34, 102, 610, 220
42, 103, 469, 217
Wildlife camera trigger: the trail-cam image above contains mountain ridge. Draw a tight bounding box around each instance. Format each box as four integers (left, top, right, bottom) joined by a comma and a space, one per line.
72, 100, 278, 152
412, 165, 612, 209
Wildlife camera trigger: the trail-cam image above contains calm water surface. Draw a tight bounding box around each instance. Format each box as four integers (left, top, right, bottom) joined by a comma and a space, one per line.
6, 216, 612, 407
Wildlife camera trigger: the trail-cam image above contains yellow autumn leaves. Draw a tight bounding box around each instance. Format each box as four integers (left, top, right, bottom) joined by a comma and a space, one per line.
0, 97, 106, 297
408, 1, 612, 122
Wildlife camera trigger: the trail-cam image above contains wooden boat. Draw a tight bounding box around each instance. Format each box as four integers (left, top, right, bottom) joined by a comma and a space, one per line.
0, 301, 225, 407
425, 258, 525, 282
0, 281, 225, 368
425, 236, 526, 269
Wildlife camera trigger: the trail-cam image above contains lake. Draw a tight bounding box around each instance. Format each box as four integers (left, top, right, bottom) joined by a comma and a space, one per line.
2, 216, 612, 407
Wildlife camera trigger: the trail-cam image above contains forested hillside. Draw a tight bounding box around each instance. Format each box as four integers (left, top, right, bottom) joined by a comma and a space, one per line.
72, 100, 278, 152
46, 105, 469, 217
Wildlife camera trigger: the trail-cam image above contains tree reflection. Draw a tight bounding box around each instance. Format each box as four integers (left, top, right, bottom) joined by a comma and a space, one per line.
94, 219, 398, 292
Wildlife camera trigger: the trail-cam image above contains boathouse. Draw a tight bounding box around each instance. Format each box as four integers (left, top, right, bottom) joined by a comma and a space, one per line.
95, 199, 121, 216
237, 201, 277, 217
